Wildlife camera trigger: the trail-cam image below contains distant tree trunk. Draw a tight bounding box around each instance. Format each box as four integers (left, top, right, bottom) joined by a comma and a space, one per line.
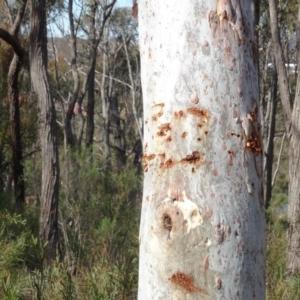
85, 1, 97, 149
269, 0, 300, 275
65, 0, 80, 147
138, 1, 265, 298
85, 62, 95, 148
286, 3, 300, 276
0, 0, 27, 204
269, 0, 292, 133
265, 60, 278, 210
30, 0, 60, 262
110, 93, 126, 169
8, 54, 25, 204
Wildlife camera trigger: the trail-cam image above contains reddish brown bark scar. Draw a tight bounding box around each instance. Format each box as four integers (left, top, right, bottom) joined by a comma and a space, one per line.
151, 103, 165, 121
187, 107, 210, 122
166, 136, 172, 142
156, 123, 172, 136
143, 154, 156, 161
180, 151, 204, 166
165, 158, 176, 169
181, 131, 188, 138
169, 272, 209, 295
174, 110, 185, 118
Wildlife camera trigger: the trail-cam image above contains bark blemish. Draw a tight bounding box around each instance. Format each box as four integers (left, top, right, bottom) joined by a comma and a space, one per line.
165, 158, 176, 169
204, 205, 213, 218
217, 0, 235, 22
143, 153, 156, 161
174, 110, 185, 118
242, 114, 262, 154
152, 103, 165, 108
208, 11, 219, 38
152, 112, 163, 121
202, 256, 209, 270
190, 90, 199, 104
181, 131, 188, 138
227, 150, 233, 166
187, 107, 210, 122
174, 191, 203, 233
157, 123, 172, 137
180, 151, 204, 166
163, 213, 172, 231
214, 223, 225, 244
205, 238, 212, 247
169, 272, 209, 295
214, 273, 222, 290
152, 103, 164, 121
212, 168, 218, 176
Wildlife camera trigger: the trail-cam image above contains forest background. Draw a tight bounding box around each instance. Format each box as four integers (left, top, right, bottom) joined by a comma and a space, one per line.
0, 0, 298, 299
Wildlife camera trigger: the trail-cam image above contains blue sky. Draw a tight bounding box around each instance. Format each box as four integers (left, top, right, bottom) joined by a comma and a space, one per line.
116, 0, 131, 7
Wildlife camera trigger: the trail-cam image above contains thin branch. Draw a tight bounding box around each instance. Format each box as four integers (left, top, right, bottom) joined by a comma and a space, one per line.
122, 31, 143, 141
272, 133, 286, 187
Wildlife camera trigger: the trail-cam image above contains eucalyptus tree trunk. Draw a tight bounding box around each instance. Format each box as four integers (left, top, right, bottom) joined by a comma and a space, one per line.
286, 3, 300, 276
30, 0, 60, 262
138, 1, 265, 299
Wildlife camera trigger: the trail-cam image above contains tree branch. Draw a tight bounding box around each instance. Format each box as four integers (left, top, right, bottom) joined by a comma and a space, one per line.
0, 28, 25, 58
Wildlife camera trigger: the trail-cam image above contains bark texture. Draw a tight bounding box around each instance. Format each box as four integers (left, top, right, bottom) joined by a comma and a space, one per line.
286, 3, 300, 276
30, 0, 60, 262
138, 1, 265, 299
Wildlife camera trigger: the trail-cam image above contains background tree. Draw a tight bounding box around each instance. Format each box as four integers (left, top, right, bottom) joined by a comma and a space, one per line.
0, 0, 28, 204
30, 0, 60, 262
269, 0, 300, 275
138, 0, 265, 298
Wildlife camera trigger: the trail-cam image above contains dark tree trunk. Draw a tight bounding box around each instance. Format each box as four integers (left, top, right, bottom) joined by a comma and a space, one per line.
86, 63, 95, 148
8, 54, 25, 203
30, 0, 60, 262
265, 61, 278, 210
110, 93, 126, 169
0, 0, 27, 204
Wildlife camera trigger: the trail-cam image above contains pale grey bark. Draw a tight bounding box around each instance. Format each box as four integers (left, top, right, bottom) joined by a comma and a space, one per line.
138, 1, 265, 299
286, 3, 300, 276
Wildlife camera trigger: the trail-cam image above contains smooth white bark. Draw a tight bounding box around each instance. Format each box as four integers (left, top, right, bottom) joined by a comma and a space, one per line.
138, 1, 265, 299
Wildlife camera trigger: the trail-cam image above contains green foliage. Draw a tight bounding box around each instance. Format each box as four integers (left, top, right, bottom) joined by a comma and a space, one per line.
0, 150, 140, 299
266, 213, 300, 300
